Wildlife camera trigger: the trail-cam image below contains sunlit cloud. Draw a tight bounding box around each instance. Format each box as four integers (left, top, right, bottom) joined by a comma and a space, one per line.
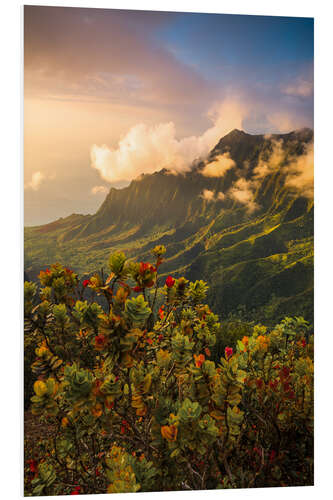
200, 189, 226, 202
285, 143, 314, 198
201, 152, 235, 177
282, 78, 313, 98
228, 178, 258, 214
25, 171, 45, 191
253, 139, 285, 179
200, 189, 215, 202
24, 6, 313, 225
91, 185, 109, 195
91, 98, 246, 183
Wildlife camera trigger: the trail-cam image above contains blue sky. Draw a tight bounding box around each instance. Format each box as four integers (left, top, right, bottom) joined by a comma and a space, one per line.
24, 7, 314, 224
157, 13, 313, 74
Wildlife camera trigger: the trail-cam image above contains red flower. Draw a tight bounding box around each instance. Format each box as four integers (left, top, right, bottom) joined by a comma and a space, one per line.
194, 354, 205, 368
146, 338, 153, 345
159, 307, 165, 320
158, 334, 163, 341
139, 262, 150, 274
133, 286, 143, 292
71, 486, 81, 495
139, 262, 156, 274
165, 275, 175, 288
225, 347, 233, 359
83, 279, 90, 287
28, 459, 37, 473
94, 334, 107, 351
301, 338, 306, 348
120, 419, 129, 434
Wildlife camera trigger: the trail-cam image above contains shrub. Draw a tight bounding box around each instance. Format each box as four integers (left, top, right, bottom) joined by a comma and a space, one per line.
24, 247, 313, 495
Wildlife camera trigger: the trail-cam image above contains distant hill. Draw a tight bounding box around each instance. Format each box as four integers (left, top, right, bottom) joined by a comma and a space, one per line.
25, 128, 314, 324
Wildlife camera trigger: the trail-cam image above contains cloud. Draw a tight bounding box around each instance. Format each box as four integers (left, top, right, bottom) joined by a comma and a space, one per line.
200, 189, 215, 202
201, 152, 235, 177
91, 185, 109, 195
253, 137, 314, 199
91, 97, 246, 183
228, 178, 258, 213
200, 190, 226, 202
25, 171, 45, 191
24, 6, 213, 109
266, 112, 306, 134
253, 139, 285, 179
285, 143, 314, 198
282, 79, 313, 98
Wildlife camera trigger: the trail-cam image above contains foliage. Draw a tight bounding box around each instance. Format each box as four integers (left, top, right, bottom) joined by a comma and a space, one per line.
25, 130, 314, 326
24, 247, 313, 495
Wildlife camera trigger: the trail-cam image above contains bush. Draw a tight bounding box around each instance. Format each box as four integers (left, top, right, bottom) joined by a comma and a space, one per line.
24, 247, 313, 495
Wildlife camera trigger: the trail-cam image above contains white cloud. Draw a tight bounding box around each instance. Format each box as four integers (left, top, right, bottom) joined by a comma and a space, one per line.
90, 97, 246, 183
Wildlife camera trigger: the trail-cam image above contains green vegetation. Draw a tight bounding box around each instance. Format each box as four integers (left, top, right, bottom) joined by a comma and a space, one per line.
25, 129, 313, 325
24, 248, 313, 494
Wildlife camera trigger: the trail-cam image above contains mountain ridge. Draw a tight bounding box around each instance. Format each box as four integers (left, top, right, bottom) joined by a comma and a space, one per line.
25, 128, 314, 324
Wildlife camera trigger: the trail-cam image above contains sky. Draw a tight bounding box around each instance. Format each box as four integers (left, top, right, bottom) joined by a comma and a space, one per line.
24, 6, 313, 226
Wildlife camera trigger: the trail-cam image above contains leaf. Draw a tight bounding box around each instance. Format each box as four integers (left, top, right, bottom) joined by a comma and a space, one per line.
105, 272, 115, 285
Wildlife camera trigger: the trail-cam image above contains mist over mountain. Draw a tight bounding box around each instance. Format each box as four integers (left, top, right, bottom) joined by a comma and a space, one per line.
25, 128, 314, 324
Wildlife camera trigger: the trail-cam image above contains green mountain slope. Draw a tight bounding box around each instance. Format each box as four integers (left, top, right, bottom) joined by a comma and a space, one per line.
24, 128, 314, 324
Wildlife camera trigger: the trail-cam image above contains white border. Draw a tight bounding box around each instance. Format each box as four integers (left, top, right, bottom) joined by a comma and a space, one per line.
1, 1, 333, 499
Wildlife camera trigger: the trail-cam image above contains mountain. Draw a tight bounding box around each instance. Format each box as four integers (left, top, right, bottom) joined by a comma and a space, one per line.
24, 128, 314, 324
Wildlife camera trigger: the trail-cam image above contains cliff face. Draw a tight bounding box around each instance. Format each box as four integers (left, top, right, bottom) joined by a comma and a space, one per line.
24, 128, 314, 323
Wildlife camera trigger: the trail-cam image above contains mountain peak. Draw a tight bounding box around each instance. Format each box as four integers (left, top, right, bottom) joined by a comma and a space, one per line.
225, 128, 247, 137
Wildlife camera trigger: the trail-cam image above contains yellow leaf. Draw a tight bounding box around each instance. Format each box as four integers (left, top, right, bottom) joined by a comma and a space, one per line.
143, 373, 152, 393
34, 380, 47, 397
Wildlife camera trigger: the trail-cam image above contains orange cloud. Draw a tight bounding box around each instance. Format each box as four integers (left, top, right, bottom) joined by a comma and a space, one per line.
200, 189, 215, 202
285, 143, 314, 198
25, 171, 45, 191
91, 98, 246, 183
228, 178, 258, 213
202, 152, 235, 177
91, 185, 109, 195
